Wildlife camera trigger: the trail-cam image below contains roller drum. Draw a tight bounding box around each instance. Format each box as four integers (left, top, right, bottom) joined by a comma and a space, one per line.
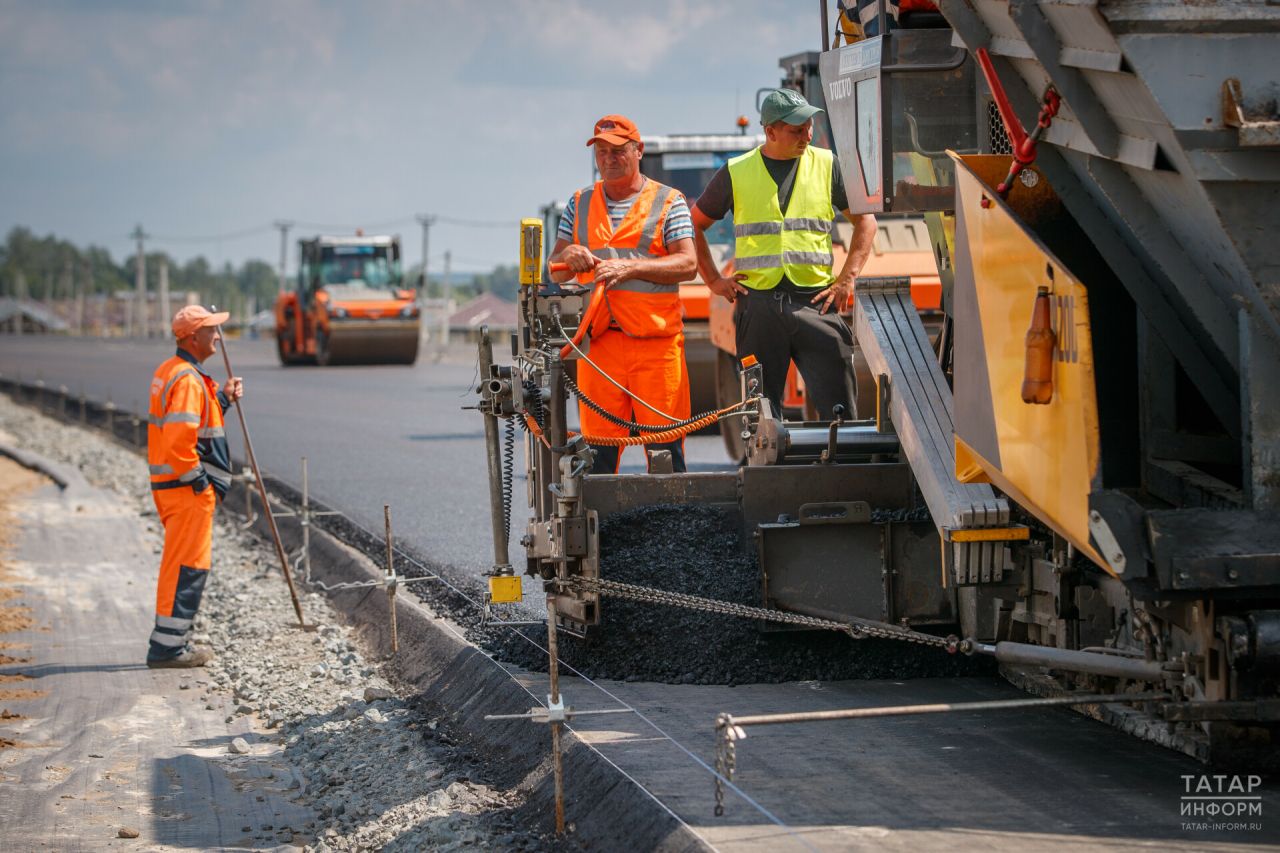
319, 322, 420, 365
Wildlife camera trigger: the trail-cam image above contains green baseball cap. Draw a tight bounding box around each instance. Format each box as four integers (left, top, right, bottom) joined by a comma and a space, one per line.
759, 88, 823, 126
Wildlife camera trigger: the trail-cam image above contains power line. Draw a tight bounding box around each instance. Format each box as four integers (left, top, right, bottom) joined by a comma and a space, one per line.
436, 215, 516, 229
148, 223, 277, 243
291, 217, 417, 232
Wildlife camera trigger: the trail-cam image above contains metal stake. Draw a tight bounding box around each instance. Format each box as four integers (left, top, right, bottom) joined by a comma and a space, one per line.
242, 466, 259, 527
384, 504, 398, 654
213, 314, 307, 627
546, 595, 566, 836
58, 385, 68, 422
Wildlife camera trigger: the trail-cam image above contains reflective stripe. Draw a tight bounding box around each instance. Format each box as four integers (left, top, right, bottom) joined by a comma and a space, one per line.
610, 279, 679, 293
150, 412, 200, 427
638, 185, 674, 249
155, 614, 192, 631
734, 221, 782, 237
161, 369, 200, 406
783, 250, 834, 265
783, 217, 833, 233
150, 479, 191, 492
734, 254, 783, 271
205, 463, 233, 488
575, 188, 593, 246
148, 629, 187, 648
197, 427, 225, 438
149, 463, 175, 475
591, 247, 644, 260
178, 465, 206, 483
736, 251, 835, 269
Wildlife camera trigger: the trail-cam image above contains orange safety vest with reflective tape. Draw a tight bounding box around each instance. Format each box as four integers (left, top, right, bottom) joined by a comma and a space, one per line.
147, 353, 232, 497
572, 178, 682, 338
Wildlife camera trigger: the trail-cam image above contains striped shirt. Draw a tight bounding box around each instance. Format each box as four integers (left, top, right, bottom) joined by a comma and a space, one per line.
557, 180, 694, 249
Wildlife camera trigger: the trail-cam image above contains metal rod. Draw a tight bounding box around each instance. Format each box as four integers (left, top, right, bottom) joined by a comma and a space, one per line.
484, 708, 634, 721
724, 692, 1169, 730
214, 317, 306, 627
820, 0, 829, 52
385, 504, 398, 654
547, 595, 566, 836
980, 641, 1170, 682
300, 457, 309, 574
478, 329, 511, 573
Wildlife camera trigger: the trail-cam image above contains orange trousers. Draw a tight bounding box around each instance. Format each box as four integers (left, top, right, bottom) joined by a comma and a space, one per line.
147, 486, 215, 660
576, 330, 690, 473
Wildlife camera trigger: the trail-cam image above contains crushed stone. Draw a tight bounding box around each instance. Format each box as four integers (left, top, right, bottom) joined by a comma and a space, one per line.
477, 504, 995, 685
0, 393, 563, 852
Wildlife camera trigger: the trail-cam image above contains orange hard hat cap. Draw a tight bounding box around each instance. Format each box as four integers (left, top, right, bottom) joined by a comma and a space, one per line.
172, 305, 229, 339
587, 115, 641, 147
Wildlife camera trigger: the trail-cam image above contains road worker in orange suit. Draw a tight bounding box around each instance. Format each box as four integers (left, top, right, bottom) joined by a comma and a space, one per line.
145, 306, 243, 668
549, 115, 698, 474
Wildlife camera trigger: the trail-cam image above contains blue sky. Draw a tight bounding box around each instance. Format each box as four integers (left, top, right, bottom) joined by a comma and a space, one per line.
0, 0, 818, 274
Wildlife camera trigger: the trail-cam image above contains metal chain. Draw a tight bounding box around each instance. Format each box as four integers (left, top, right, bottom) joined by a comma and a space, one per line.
559, 576, 960, 650
714, 713, 736, 817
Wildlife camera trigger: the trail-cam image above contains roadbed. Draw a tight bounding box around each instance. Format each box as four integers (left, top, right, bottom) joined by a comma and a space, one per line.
0, 398, 562, 851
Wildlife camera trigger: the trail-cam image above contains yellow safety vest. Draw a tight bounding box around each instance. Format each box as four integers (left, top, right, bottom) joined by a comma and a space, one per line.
728, 146, 835, 290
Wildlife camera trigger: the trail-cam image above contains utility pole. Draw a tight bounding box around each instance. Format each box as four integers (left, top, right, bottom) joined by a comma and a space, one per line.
438, 249, 453, 357
416, 214, 436, 293
274, 220, 293, 294
130, 224, 148, 338
158, 257, 171, 330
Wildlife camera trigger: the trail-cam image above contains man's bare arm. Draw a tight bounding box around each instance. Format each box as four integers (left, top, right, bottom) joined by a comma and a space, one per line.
593, 238, 696, 288
691, 204, 748, 302
548, 237, 594, 283
811, 211, 877, 314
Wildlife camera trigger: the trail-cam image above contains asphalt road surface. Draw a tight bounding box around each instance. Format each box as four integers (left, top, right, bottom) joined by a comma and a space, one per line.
0, 334, 731, 605
4, 333, 1278, 851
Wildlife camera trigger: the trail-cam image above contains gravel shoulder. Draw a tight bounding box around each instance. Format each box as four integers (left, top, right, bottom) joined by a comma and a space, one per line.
0, 394, 562, 852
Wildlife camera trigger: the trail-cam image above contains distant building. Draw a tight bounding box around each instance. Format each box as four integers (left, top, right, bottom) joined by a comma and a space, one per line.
0, 299, 69, 334
448, 293, 517, 341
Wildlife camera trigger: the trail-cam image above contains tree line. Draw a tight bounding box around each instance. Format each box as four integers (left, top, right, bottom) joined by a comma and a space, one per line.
0, 226, 520, 315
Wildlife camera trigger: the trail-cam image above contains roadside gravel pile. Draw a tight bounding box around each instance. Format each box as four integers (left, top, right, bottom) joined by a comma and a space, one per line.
0, 396, 558, 852
480, 504, 995, 685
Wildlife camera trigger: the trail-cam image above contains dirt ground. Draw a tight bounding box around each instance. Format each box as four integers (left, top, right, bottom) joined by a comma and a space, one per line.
0, 455, 47, 748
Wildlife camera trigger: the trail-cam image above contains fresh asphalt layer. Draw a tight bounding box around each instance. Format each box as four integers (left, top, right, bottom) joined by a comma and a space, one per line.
3, 333, 1279, 851
0, 335, 728, 613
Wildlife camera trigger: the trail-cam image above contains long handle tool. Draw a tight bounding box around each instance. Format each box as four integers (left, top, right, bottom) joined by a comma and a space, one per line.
214, 314, 307, 627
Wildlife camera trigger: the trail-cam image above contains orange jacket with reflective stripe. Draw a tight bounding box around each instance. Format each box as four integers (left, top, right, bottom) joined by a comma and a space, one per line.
147, 352, 232, 497
571, 179, 682, 338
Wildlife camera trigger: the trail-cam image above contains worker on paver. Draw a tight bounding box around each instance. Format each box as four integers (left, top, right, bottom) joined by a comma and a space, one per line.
145, 306, 243, 668
690, 89, 877, 420
549, 114, 698, 474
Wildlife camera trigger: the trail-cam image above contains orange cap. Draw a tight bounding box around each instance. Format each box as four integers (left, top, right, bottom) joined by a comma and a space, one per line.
586, 115, 641, 147
172, 305, 229, 339
740, 354, 759, 368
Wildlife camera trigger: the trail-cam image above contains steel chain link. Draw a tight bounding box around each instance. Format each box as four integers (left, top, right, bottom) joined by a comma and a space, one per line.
558, 575, 962, 817
713, 713, 736, 817
560, 576, 958, 649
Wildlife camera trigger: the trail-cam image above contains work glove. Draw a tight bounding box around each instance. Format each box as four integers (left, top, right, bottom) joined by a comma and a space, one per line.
191, 471, 211, 494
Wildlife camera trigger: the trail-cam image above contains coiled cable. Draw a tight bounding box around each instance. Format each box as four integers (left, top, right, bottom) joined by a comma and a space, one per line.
501, 416, 514, 539
564, 369, 722, 434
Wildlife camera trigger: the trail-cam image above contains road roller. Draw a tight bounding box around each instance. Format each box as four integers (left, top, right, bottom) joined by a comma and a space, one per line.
275, 234, 420, 366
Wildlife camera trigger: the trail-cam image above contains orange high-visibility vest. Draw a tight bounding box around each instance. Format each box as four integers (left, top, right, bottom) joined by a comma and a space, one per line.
147, 353, 232, 496
572, 179, 682, 338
